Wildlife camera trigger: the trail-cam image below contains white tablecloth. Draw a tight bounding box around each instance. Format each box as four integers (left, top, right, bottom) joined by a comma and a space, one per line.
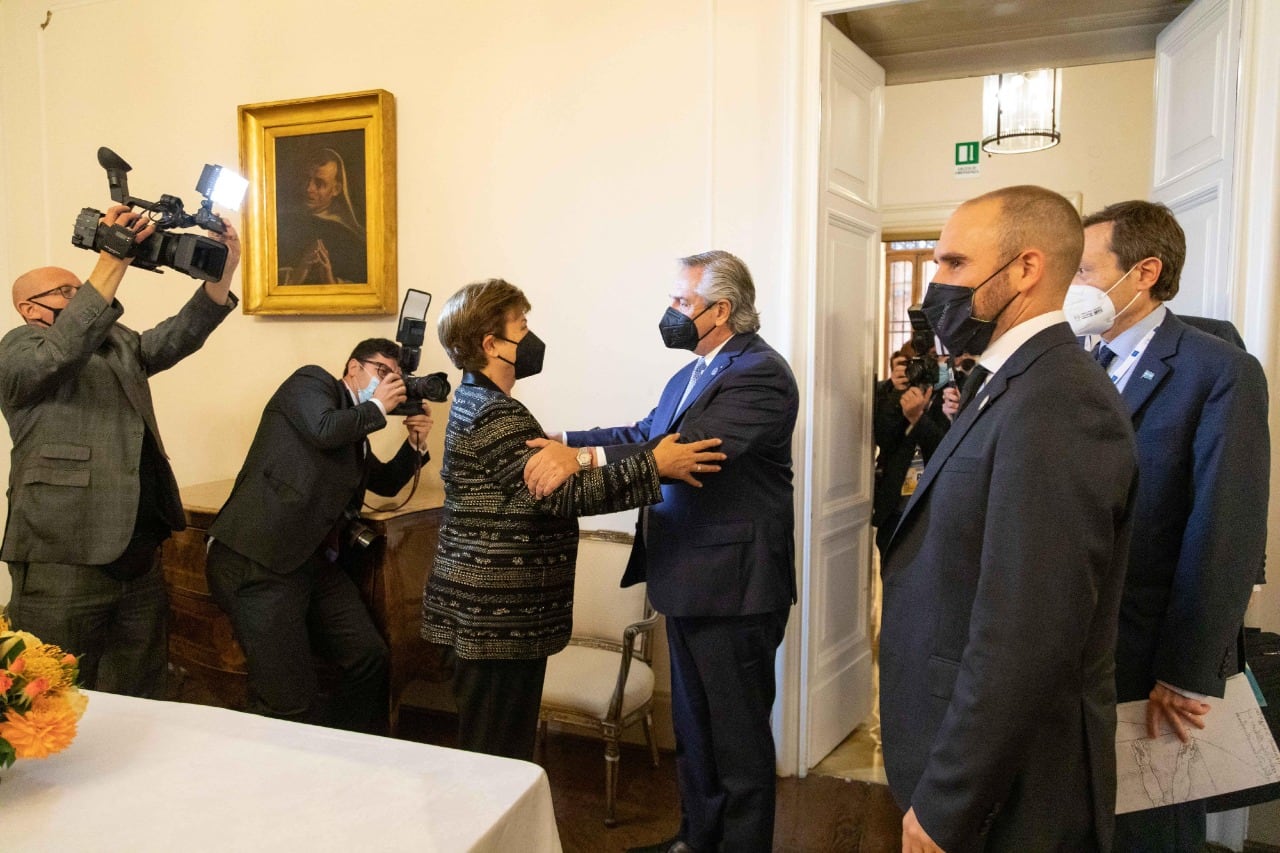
0, 692, 562, 852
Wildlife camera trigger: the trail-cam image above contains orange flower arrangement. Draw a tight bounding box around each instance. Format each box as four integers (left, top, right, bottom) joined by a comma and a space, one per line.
0, 613, 88, 769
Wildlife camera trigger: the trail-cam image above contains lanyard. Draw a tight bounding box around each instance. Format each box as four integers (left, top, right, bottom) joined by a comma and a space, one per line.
1107, 327, 1158, 387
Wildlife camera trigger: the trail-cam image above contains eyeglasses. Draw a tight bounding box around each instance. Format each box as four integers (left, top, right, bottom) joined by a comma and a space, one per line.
361, 360, 397, 380
30, 284, 80, 301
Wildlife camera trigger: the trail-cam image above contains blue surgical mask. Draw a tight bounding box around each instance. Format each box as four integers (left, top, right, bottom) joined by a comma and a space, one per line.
934, 362, 953, 390
356, 366, 380, 404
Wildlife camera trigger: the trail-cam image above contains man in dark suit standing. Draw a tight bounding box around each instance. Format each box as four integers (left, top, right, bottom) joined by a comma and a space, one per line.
880, 186, 1138, 852
524, 250, 798, 853
1066, 200, 1269, 852
873, 343, 950, 556
206, 338, 433, 732
2, 204, 239, 698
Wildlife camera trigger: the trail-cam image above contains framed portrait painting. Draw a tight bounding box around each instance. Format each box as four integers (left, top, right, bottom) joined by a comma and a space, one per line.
238, 89, 396, 315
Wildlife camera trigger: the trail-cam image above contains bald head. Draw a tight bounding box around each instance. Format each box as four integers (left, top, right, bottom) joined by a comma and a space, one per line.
12, 266, 81, 325
13, 267, 77, 308
967, 185, 1083, 294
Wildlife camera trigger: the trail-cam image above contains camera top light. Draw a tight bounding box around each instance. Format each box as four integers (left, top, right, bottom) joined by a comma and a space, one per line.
196, 164, 248, 211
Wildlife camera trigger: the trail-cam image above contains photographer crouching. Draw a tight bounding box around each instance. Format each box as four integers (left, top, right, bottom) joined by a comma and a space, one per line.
204, 338, 433, 733
872, 330, 952, 558
1, 204, 240, 698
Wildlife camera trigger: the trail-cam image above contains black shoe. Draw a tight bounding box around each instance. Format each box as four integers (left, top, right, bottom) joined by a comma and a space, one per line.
625, 839, 696, 853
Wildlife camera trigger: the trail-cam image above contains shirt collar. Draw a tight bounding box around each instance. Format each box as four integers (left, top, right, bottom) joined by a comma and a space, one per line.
698, 335, 733, 366
976, 310, 1066, 376
1106, 303, 1166, 357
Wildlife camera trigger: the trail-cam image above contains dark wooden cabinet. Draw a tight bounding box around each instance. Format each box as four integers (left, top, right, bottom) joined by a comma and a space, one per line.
162, 479, 449, 733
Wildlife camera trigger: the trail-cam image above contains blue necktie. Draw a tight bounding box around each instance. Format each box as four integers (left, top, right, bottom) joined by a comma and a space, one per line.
678, 359, 707, 409
1093, 343, 1116, 370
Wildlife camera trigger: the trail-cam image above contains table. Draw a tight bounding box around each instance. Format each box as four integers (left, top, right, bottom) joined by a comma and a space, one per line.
1, 691, 563, 852
163, 479, 449, 732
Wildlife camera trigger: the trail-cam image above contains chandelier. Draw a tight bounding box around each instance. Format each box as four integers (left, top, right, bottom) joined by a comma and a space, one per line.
981, 68, 1062, 154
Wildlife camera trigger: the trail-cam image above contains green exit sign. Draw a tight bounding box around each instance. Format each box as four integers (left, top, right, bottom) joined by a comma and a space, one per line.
955, 141, 980, 165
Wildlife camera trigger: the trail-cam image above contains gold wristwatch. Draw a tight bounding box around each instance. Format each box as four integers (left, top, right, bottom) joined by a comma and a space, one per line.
576, 447, 593, 470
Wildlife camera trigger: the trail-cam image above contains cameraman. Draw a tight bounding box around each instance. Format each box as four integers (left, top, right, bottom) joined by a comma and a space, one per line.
1, 204, 239, 698
204, 338, 432, 733
872, 340, 950, 556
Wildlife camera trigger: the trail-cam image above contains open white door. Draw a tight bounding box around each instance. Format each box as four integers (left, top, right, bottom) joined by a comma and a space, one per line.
1151, 0, 1250, 846
1151, 0, 1242, 320
802, 19, 884, 768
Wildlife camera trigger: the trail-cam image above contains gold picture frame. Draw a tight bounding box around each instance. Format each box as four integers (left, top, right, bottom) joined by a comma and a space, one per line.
237, 89, 396, 315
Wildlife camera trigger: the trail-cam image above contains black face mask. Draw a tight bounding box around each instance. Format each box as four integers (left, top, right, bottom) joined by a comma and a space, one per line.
659, 304, 714, 351
497, 330, 546, 379
29, 300, 63, 327
919, 255, 1020, 356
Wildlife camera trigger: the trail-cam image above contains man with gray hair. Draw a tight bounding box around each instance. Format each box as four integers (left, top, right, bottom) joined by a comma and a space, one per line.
525, 250, 799, 853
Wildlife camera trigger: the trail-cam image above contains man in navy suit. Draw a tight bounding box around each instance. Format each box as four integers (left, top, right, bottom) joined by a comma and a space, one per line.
525, 251, 798, 853
880, 186, 1138, 852
1067, 200, 1270, 852
206, 339, 433, 733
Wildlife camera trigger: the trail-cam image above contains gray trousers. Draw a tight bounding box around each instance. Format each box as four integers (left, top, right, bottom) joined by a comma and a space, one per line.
6, 553, 168, 698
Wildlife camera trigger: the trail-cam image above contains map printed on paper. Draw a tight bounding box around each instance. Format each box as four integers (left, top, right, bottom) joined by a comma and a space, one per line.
1116, 673, 1280, 814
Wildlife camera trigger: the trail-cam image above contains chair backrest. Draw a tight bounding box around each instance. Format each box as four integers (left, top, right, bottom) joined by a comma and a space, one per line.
572, 530, 651, 657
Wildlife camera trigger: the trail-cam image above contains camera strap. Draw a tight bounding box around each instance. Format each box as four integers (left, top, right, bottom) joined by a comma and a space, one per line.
361, 449, 425, 514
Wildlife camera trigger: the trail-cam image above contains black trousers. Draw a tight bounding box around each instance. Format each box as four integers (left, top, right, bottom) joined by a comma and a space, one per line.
1113, 800, 1206, 853
667, 609, 789, 853
449, 652, 548, 762
205, 540, 388, 733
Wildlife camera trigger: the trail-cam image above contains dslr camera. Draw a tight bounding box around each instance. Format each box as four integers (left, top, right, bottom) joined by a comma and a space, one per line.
903, 305, 939, 388
71, 147, 246, 282
390, 289, 451, 417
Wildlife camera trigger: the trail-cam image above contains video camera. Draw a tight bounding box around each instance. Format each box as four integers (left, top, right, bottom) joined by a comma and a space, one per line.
904, 305, 940, 388
71, 147, 247, 282
390, 288, 451, 417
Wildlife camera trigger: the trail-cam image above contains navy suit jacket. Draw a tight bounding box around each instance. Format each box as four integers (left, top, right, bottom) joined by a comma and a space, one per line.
566, 333, 798, 618
208, 366, 423, 573
880, 321, 1137, 851
1113, 311, 1269, 702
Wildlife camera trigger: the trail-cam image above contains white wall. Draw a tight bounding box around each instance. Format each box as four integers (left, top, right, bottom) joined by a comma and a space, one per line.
0, 0, 792, 605
881, 60, 1155, 213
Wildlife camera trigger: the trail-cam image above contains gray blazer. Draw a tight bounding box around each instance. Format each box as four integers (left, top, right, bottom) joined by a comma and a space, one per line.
0, 284, 234, 566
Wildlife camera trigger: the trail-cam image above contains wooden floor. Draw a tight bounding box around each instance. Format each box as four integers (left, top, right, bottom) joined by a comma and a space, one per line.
398, 708, 904, 853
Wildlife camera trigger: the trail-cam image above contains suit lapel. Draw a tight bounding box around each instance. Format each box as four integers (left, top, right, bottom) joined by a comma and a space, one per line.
668, 334, 753, 429
657, 335, 754, 432
656, 361, 695, 433
100, 328, 168, 457
1120, 316, 1178, 417
887, 324, 1071, 554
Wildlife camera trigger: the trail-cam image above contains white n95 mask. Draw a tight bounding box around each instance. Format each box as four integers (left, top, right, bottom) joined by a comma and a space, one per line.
1064, 264, 1140, 336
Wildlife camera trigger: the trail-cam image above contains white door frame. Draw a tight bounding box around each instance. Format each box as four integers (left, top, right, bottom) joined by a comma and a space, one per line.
777, 0, 911, 779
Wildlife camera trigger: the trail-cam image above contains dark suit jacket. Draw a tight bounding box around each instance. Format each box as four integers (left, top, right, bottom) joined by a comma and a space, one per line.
873, 378, 949, 528
1114, 311, 1269, 702
0, 284, 234, 565
566, 333, 799, 618
879, 321, 1137, 852
1178, 314, 1246, 350
208, 366, 423, 573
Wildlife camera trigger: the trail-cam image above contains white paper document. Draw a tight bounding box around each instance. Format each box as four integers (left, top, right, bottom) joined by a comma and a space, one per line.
1115, 672, 1280, 814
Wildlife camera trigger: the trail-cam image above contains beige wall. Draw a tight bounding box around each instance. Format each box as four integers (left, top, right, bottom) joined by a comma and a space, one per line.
0, 0, 791, 605
882, 60, 1155, 214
